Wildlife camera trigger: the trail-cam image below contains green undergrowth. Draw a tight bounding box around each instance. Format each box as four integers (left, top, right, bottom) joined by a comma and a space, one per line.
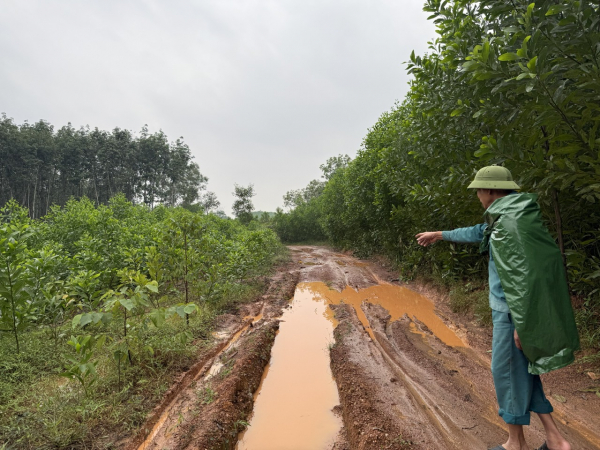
414, 272, 492, 327
448, 282, 492, 327
0, 281, 266, 449
0, 196, 285, 449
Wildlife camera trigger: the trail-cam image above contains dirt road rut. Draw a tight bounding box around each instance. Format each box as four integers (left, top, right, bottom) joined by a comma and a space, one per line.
130, 246, 600, 450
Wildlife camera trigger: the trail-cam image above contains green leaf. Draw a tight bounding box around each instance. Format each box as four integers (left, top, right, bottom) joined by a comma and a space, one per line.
450, 108, 464, 117
527, 56, 538, 72
546, 4, 568, 15
474, 147, 491, 157
96, 335, 107, 349
184, 303, 198, 314
77, 313, 94, 328
120, 298, 136, 310
526, 81, 535, 92
482, 41, 490, 62
498, 53, 520, 61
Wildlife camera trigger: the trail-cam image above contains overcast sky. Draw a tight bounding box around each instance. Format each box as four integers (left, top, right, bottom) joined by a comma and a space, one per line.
1, 0, 436, 214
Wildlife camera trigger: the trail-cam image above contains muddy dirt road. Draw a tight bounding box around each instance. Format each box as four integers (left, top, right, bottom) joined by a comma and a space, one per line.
130, 246, 600, 450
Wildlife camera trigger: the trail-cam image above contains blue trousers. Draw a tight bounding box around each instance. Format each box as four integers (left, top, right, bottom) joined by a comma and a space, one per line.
491, 310, 554, 425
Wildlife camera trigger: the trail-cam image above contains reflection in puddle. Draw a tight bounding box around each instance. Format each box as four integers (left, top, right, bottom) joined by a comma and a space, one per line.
305, 282, 464, 347
236, 285, 341, 450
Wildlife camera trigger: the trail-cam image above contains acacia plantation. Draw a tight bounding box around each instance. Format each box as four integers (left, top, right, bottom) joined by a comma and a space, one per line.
274, 0, 600, 349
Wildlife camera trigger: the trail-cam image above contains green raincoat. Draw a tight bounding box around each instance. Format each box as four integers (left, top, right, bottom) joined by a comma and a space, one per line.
481, 193, 580, 375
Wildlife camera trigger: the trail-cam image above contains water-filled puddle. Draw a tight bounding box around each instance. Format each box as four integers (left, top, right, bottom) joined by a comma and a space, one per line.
236, 281, 463, 450
236, 284, 342, 450
310, 281, 465, 347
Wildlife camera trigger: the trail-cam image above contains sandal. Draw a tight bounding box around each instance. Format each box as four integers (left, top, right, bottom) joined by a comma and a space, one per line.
537, 443, 549, 450
489, 447, 506, 450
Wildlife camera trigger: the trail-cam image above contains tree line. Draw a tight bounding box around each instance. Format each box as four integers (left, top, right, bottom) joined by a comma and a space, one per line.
273, 0, 600, 348
0, 115, 219, 218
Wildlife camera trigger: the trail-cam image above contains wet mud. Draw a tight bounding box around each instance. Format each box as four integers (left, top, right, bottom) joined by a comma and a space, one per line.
128, 246, 600, 450
236, 284, 342, 450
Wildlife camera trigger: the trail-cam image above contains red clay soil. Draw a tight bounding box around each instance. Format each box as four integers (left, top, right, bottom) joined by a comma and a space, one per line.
292, 246, 600, 450
124, 264, 298, 450
126, 246, 600, 450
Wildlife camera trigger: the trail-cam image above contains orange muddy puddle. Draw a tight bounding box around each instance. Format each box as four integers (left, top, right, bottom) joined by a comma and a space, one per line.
236, 285, 342, 450
303, 281, 464, 348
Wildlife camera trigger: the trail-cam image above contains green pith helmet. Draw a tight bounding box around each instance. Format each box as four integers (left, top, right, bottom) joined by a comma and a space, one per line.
467, 165, 521, 190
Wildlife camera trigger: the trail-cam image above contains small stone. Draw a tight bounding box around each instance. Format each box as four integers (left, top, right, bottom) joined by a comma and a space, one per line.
587, 372, 599, 381
390, 378, 397, 383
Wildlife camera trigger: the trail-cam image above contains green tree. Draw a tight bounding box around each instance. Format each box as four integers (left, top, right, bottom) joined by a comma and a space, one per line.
232, 184, 255, 225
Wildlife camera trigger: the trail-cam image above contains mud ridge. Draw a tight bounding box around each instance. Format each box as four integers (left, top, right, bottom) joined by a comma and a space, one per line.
175, 321, 279, 449
126, 322, 247, 450
125, 261, 299, 450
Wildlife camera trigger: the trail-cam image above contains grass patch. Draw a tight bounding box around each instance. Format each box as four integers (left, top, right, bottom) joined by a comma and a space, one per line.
197, 385, 217, 405
575, 295, 600, 350
448, 282, 492, 326
0, 279, 269, 449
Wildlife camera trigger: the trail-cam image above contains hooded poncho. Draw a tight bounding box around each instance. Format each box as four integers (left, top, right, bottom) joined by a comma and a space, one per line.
481, 193, 580, 375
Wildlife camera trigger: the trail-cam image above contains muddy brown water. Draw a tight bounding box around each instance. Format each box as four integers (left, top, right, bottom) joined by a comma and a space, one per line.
307, 281, 464, 347
236, 281, 465, 449
236, 284, 342, 450
131, 247, 600, 450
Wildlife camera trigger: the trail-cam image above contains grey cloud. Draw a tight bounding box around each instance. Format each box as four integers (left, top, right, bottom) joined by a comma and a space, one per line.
0, 0, 435, 213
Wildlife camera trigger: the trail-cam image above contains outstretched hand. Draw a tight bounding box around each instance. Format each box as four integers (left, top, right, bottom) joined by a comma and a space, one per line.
415, 231, 443, 247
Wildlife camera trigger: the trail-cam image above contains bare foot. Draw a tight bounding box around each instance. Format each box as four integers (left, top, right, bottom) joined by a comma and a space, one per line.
502, 438, 529, 450
545, 439, 571, 450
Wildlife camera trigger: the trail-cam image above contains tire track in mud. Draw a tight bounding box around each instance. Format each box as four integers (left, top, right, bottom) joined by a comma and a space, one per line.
128, 246, 600, 450
125, 267, 299, 450
291, 246, 600, 450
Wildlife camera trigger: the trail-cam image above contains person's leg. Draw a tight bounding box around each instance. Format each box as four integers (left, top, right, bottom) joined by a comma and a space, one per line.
491, 310, 531, 450
536, 413, 571, 450
528, 363, 571, 449
503, 424, 528, 450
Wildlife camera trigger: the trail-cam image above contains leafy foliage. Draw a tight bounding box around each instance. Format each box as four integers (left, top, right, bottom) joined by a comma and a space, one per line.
232, 184, 256, 225
0, 196, 282, 447
274, 0, 600, 348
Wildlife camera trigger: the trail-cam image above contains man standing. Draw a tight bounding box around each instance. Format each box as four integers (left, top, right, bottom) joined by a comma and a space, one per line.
416, 166, 578, 450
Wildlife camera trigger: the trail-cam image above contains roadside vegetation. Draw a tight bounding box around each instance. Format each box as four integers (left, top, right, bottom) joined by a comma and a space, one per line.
273, 0, 600, 354
0, 195, 283, 448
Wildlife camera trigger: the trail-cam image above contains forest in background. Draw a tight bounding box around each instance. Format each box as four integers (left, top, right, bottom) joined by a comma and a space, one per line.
0, 115, 221, 218
273, 0, 600, 351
